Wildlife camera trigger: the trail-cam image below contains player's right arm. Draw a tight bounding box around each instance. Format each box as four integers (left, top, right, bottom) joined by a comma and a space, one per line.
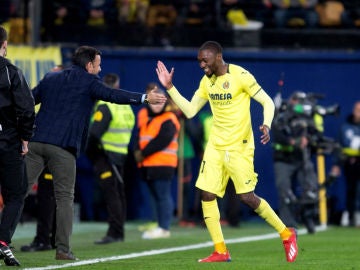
167, 87, 207, 118
156, 60, 207, 118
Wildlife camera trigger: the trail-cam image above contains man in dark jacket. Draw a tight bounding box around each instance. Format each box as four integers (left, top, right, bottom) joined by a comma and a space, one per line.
25, 45, 166, 260
0, 25, 35, 266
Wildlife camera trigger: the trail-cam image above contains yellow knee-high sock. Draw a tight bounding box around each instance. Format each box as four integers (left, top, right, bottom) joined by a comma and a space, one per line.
202, 200, 227, 253
255, 198, 292, 240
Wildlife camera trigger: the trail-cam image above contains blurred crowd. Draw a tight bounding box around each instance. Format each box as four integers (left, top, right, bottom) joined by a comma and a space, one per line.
1, 0, 360, 46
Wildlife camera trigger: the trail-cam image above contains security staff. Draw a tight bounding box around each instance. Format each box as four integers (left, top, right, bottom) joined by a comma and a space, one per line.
134, 83, 180, 239
86, 73, 135, 244
331, 101, 360, 226
272, 92, 319, 234
0, 25, 35, 266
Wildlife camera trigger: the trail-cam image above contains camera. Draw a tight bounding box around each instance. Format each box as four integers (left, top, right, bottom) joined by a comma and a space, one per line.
275, 91, 340, 153
284, 91, 340, 117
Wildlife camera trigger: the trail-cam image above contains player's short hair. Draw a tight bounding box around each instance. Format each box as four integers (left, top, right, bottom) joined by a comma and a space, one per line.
199, 41, 223, 55
103, 73, 120, 88
72, 46, 101, 69
0, 26, 7, 47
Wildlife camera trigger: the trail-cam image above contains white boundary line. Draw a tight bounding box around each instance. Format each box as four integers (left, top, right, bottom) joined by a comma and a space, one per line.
23, 226, 327, 270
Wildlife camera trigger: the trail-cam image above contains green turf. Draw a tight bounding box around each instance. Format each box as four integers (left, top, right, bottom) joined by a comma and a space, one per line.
10, 221, 360, 270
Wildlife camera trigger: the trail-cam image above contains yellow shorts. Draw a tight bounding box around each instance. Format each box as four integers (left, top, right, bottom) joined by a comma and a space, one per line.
195, 145, 258, 198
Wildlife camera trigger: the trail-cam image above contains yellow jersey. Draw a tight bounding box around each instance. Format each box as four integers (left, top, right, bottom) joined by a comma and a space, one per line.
195, 64, 262, 150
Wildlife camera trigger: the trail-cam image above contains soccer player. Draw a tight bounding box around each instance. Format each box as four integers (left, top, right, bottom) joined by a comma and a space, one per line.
156, 41, 298, 263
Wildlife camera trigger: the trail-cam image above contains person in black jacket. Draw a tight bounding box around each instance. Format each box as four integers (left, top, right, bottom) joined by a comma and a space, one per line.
0, 25, 35, 266
24, 46, 166, 260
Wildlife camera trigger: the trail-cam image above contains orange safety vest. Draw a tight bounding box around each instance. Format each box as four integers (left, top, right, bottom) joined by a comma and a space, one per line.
137, 107, 180, 168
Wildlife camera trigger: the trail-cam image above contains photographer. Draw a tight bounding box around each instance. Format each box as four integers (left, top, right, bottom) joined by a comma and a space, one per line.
272, 92, 321, 234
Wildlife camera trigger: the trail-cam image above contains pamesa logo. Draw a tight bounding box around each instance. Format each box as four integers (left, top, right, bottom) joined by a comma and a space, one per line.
208, 93, 233, 100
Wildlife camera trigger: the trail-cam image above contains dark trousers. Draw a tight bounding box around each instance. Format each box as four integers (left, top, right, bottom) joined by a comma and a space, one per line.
91, 152, 126, 239
344, 158, 360, 224
274, 160, 318, 227
0, 142, 27, 244
34, 172, 56, 246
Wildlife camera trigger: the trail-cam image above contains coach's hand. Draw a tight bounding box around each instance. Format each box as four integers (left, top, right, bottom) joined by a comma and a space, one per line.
147, 90, 167, 104
259, 125, 270, 145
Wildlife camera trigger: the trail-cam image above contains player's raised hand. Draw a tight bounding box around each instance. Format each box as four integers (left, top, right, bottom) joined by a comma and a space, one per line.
156, 61, 174, 90
259, 125, 270, 145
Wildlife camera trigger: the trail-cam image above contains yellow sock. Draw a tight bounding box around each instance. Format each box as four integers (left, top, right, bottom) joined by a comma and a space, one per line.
255, 198, 287, 235
214, 242, 227, 254
280, 227, 293, 240
201, 200, 227, 253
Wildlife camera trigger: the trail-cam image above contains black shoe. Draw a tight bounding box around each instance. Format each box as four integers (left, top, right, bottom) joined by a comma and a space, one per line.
20, 241, 52, 252
0, 242, 20, 266
94, 236, 123, 245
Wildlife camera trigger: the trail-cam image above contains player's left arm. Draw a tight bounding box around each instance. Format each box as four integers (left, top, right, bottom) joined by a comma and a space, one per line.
252, 89, 275, 145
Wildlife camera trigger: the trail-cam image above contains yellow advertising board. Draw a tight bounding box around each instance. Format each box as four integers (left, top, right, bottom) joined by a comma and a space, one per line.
6, 46, 62, 88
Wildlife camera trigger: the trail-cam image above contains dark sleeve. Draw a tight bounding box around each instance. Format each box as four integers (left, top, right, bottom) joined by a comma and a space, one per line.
10, 66, 35, 141
89, 104, 111, 140
272, 113, 294, 145
141, 120, 177, 158
89, 79, 144, 105
272, 124, 293, 145
133, 126, 141, 151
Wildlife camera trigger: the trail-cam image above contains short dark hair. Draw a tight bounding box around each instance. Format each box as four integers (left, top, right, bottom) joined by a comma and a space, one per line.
72, 46, 101, 69
103, 73, 120, 88
199, 41, 223, 55
0, 26, 8, 48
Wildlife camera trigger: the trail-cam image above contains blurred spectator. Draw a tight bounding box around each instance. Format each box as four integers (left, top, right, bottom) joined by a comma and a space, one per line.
41, 0, 85, 42
146, 0, 177, 47
134, 83, 180, 239
315, 0, 344, 27
264, 0, 319, 28
341, 0, 360, 27
214, 0, 265, 28
218, 0, 244, 28
117, 0, 149, 25
82, 0, 118, 26
176, 0, 215, 27
331, 101, 360, 227
0, 0, 11, 24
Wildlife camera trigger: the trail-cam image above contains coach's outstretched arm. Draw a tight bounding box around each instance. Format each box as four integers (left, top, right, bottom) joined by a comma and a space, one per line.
156, 60, 207, 119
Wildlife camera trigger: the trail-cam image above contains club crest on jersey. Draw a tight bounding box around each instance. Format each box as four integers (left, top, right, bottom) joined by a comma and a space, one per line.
223, 81, 230, 89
